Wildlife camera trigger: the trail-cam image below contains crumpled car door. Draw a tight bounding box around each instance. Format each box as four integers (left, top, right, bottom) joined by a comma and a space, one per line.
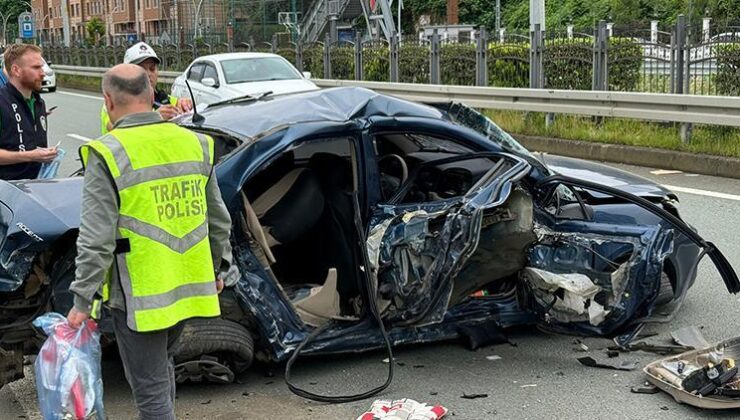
365, 152, 531, 327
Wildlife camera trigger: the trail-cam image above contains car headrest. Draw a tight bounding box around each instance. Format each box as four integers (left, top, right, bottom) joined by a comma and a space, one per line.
308, 152, 353, 191
254, 168, 324, 245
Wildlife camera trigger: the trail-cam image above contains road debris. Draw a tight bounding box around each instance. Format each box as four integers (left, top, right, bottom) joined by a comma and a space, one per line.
356, 399, 448, 420
461, 393, 488, 399
644, 335, 740, 409
458, 320, 511, 351
577, 356, 638, 371
520, 384, 538, 388
670, 326, 710, 350
630, 382, 660, 394
486, 355, 502, 361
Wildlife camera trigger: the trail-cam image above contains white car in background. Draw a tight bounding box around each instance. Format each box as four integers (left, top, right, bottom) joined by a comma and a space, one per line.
0, 54, 56, 92
171, 53, 318, 106
41, 57, 56, 92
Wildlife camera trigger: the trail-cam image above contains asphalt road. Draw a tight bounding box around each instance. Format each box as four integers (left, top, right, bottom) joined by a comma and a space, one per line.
2, 90, 740, 419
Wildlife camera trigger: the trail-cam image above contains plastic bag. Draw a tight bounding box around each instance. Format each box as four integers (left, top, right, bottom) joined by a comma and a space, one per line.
38, 147, 66, 179
33, 313, 105, 420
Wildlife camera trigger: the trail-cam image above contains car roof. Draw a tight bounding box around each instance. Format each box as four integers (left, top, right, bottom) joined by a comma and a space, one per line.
181, 87, 445, 139
194, 52, 287, 62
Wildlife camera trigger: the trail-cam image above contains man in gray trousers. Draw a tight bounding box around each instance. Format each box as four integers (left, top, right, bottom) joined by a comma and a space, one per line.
66, 64, 234, 419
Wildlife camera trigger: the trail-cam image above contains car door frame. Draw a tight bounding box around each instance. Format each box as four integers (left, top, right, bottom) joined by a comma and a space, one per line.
359, 117, 532, 327
199, 60, 222, 104
184, 60, 207, 102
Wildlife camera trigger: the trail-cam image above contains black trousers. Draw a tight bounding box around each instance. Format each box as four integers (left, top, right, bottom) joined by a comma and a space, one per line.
111, 309, 184, 420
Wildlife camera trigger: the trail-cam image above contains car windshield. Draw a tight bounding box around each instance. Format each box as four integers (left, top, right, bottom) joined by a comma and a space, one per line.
441, 102, 535, 159
220, 57, 301, 84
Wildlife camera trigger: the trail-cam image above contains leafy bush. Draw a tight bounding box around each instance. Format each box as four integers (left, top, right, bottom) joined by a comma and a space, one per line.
440, 43, 477, 85
363, 43, 390, 82
544, 39, 594, 90
302, 45, 324, 79
607, 38, 643, 91
330, 45, 355, 80
716, 43, 740, 96
399, 43, 430, 83
487, 43, 529, 87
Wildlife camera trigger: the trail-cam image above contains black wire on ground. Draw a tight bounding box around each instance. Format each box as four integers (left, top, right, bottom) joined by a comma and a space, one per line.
284, 193, 394, 403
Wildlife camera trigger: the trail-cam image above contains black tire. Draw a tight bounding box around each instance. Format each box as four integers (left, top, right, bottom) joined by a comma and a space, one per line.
172, 318, 254, 378
48, 87, 57, 93
655, 271, 675, 306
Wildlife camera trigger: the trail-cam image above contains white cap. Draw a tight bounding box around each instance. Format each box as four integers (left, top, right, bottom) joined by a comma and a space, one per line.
123, 42, 161, 65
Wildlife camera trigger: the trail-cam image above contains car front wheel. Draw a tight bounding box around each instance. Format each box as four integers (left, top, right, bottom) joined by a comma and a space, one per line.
171, 318, 254, 384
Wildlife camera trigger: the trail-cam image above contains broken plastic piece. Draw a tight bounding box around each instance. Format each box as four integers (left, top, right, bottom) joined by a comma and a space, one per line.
671, 326, 710, 350
644, 336, 740, 409
630, 383, 660, 394
577, 356, 638, 371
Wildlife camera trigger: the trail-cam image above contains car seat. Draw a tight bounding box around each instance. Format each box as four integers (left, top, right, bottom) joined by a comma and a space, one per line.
251, 167, 325, 247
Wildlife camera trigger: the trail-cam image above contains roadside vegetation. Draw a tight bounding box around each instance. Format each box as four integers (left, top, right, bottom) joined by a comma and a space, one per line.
488, 110, 740, 158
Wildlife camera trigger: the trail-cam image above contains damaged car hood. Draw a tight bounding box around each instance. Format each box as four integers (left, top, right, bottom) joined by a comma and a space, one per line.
538, 154, 676, 199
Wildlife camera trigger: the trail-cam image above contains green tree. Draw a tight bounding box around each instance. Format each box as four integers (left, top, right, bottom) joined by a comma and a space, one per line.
85, 17, 105, 46
403, 0, 740, 30
0, 0, 29, 45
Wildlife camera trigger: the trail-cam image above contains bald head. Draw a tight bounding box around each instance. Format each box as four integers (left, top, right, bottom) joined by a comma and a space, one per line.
102, 64, 155, 126
102, 64, 152, 107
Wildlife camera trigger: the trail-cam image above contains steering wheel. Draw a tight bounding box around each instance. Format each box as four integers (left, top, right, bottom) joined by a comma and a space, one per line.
378, 154, 409, 200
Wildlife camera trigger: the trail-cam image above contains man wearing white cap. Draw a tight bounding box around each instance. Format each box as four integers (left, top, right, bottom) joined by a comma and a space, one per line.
100, 42, 193, 135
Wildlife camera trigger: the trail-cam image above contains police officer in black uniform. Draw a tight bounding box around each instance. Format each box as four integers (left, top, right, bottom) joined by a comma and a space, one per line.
0, 44, 57, 180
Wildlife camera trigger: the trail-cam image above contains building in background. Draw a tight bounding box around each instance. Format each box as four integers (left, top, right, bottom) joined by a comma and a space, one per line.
30, 0, 310, 46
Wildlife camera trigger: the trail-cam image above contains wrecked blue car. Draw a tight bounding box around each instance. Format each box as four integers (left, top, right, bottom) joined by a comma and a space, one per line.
0, 87, 737, 392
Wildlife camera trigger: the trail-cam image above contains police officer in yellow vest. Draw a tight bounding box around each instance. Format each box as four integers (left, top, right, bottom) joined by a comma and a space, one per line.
100, 42, 193, 135
68, 64, 233, 420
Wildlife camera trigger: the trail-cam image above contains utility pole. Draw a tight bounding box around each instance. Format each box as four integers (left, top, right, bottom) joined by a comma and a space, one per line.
530, 0, 545, 31
495, 0, 501, 34
61, 0, 71, 46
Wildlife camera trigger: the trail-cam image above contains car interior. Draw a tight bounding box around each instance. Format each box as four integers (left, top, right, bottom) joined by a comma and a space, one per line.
373, 132, 497, 204
236, 137, 364, 326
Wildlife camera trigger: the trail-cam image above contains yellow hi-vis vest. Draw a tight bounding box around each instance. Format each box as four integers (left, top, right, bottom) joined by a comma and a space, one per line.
80, 121, 220, 332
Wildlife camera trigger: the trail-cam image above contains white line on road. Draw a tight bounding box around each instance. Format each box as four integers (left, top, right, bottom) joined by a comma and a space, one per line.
66, 133, 92, 142
56, 90, 103, 101
663, 185, 740, 202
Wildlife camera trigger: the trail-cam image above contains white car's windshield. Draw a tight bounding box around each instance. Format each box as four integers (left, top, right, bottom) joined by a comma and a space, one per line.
220, 57, 301, 84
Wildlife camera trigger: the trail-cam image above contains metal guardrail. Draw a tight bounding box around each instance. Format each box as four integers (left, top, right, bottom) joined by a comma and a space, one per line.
54, 65, 180, 85
53, 65, 740, 128
315, 79, 740, 127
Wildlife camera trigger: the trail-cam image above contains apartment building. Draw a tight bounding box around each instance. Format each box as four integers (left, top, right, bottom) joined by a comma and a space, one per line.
30, 0, 219, 45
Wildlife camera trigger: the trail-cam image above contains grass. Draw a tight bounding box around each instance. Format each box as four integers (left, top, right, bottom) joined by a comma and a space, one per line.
486, 110, 740, 159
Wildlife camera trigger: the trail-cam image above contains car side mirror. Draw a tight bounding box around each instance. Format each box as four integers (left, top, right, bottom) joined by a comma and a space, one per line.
202, 77, 219, 88
302, 71, 312, 79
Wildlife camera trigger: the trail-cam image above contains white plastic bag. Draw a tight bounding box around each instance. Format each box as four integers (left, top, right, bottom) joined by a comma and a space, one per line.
33, 312, 105, 420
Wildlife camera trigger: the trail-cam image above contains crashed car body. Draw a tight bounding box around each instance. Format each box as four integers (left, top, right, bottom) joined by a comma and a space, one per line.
0, 87, 737, 387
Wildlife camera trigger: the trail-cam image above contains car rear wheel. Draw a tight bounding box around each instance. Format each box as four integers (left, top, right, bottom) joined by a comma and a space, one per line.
171, 318, 254, 384
48, 87, 56, 93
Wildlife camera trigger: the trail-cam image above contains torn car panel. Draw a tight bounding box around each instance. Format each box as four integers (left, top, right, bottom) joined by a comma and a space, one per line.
368, 153, 531, 327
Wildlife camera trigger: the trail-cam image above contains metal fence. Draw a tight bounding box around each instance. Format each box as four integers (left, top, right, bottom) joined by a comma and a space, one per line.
44, 16, 740, 96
